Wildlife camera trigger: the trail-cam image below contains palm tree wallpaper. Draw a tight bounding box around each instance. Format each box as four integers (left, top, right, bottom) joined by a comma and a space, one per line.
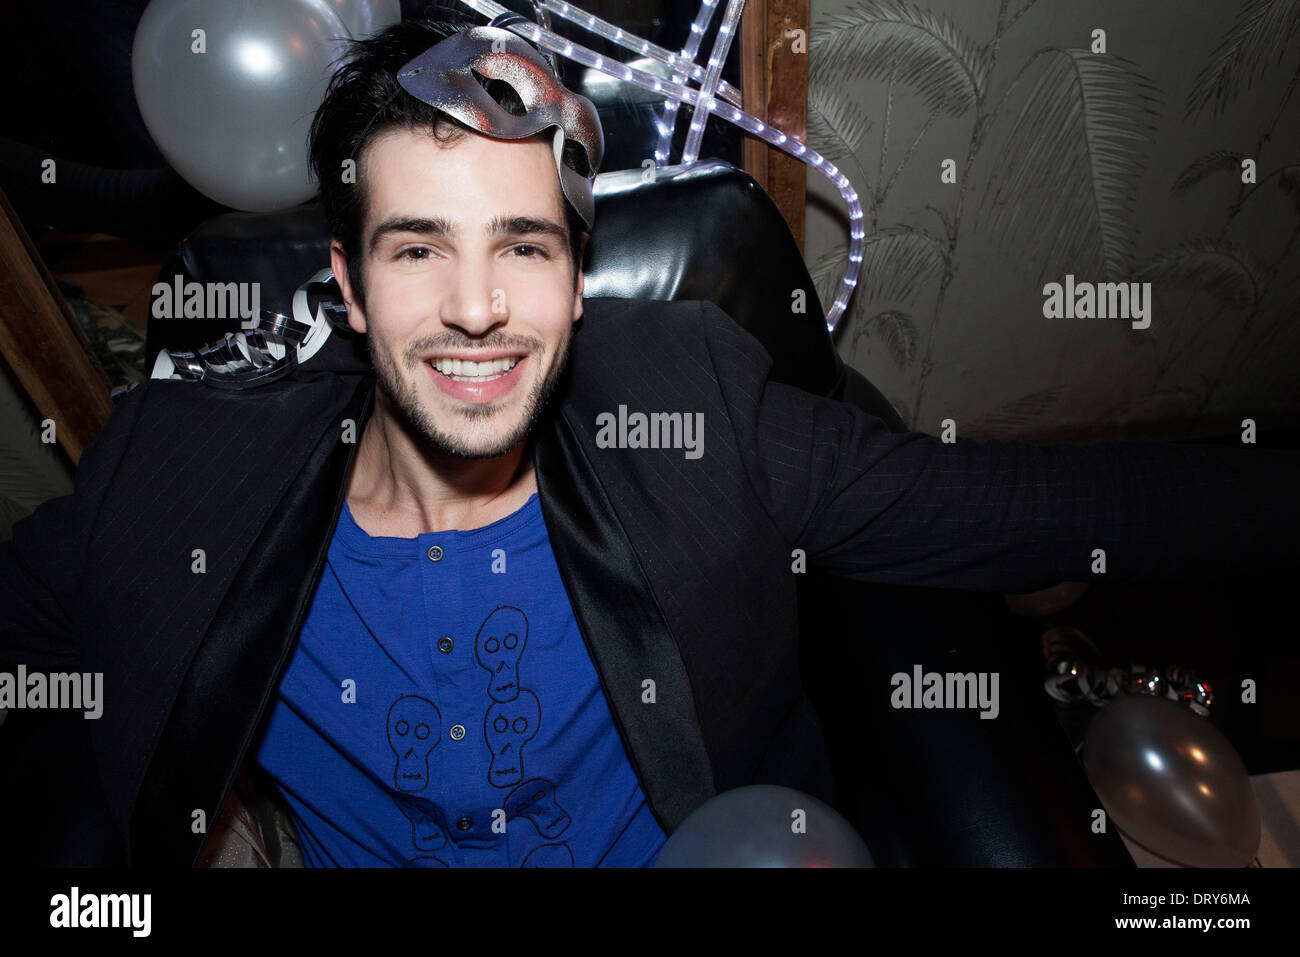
805, 0, 1300, 441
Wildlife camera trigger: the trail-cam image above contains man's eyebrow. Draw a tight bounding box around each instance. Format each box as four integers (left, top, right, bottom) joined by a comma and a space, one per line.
486, 215, 569, 246
368, 216, 453, 256
367, 214, 569, 256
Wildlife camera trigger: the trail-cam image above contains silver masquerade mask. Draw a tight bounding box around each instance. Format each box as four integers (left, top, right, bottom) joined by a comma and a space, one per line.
394, 24, 605, 229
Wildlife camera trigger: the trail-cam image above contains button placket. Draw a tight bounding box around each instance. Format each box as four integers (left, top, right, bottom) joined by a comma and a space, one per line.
419, 537, 501, 852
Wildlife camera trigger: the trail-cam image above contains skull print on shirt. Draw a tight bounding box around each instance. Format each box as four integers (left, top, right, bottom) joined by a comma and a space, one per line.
393, 792, 448, 851
380, 604, 578, 865
387, 695, 440, 792
475, 606, 528, 701
484, 689, 540, 787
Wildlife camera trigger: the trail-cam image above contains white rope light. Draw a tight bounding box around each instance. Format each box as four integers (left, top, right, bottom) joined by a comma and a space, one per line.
458, 0, 863, 331
653, 0, 719, 166
680, 0, 743, 164
535, 0, 744, 110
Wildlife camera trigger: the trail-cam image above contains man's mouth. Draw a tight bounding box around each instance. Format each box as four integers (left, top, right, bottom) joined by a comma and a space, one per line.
427, 356, 520, 382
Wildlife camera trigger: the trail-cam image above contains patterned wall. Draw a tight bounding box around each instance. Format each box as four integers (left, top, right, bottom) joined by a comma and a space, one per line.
804, 0, 1300, 441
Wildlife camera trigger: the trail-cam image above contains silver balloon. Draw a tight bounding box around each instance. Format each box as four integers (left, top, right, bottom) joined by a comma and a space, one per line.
132, 0, 354, 211
322, 0, 401, 39
654, 785, 874, 867
1083, 693, 1260, 867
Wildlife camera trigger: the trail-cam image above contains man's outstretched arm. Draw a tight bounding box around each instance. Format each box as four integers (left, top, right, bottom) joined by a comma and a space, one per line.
700, 300, 1299, 593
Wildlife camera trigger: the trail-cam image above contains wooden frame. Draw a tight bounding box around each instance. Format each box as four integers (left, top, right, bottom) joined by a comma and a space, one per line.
741, 0, 809, 252
0, 185, 113, 465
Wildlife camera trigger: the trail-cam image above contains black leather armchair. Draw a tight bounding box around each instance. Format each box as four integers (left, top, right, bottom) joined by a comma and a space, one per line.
149, 159, 1134, 866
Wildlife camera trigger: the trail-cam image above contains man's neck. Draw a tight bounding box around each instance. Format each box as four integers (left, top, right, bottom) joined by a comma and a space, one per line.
344, 393, 538, 539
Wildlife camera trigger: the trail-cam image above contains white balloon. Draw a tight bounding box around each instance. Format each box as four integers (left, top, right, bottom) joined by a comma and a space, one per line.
132, 0, 354, 212
1084, 693, 1261, 867
322, 0, 402, 39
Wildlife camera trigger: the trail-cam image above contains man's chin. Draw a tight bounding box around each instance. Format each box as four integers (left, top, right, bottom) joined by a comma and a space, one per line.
427, 430, 529, 460
408, 409, 532, 460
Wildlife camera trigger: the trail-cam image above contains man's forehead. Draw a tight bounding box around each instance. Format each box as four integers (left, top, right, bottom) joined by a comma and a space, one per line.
361, 126, 567, 231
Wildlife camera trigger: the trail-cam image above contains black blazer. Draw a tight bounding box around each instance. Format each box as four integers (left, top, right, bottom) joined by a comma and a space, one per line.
2, 296, 1297, 866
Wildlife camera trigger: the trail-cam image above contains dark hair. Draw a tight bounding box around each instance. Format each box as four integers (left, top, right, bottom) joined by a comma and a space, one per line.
308, 18, 587, 310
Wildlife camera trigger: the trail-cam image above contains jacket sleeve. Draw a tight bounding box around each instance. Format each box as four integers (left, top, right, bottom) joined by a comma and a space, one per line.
699, 299, 1300, 593
0, 383, 150, 673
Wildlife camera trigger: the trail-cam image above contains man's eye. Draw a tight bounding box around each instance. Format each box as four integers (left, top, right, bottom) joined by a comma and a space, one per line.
397, 247, 431, 262
510, 244, 546, 259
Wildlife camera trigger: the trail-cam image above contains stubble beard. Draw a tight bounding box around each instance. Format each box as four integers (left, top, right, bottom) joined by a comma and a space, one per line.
367, 324, 573, 460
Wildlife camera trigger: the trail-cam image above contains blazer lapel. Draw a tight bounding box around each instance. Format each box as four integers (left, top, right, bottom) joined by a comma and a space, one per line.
128, 372, 375, 866
534, 402, 718, 834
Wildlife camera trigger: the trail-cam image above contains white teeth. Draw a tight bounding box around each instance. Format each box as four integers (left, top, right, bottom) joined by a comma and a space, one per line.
430, 357, 518, 378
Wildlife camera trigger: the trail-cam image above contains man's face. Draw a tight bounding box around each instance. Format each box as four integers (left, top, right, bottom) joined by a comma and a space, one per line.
332, 125, 585, 459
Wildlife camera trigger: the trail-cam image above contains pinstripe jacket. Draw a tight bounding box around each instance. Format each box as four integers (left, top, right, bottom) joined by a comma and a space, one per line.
2, 296, 1296, 866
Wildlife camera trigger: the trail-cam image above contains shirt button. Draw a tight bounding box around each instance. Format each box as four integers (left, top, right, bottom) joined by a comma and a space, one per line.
437, 636, 454, 653
427, 545, 443, 562
456, 817, 472, 831
449, 724, 465, 741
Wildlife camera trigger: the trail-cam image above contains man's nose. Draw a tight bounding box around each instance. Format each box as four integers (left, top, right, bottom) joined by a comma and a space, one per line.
440, 258, 506, 334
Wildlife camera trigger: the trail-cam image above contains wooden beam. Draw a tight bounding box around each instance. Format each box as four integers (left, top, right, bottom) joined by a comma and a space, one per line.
742, 5, 769, 187
741, 0, 809, 252
0, 185, 114, 465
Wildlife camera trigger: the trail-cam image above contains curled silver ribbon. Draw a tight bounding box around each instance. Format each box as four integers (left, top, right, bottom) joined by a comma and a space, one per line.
160, 272, 346, 390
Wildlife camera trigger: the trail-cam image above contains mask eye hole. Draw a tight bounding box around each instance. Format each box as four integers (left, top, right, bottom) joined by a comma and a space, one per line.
471, 67, 529, 118
562, 138, 591, 179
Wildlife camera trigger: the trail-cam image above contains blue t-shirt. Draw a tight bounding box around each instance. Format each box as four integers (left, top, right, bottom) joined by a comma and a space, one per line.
253, 491, 668, 866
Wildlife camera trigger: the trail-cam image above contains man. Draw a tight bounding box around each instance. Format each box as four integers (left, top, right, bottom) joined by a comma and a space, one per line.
1, 18, 1296, 868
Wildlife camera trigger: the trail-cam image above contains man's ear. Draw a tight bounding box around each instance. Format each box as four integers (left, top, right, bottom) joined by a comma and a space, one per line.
573, 231, 588, 323
330, 241, 367, 335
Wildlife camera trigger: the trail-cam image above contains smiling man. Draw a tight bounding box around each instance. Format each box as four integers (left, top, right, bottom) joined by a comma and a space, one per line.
2, 16, 1298, 871
245, 19, 678, 867
340, 125, 581, 535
